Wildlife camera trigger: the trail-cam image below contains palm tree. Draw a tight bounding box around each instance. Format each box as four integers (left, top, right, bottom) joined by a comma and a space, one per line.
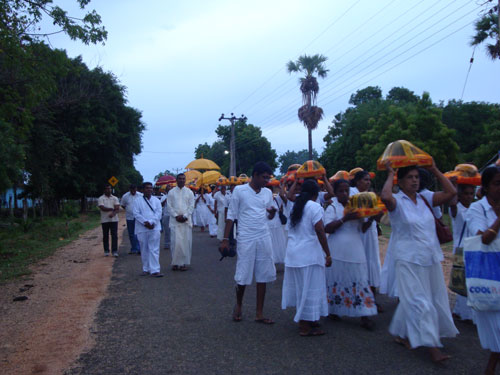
287, 54, 329, 160
471, 11, 499, 60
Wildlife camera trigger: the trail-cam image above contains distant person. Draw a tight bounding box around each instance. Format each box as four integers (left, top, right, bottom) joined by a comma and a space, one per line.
160, 185, 172, 250
213, 185, 228, 241
134, 182, 163, 277
121, 184, 143, 255
167, 173, 195, 271
449, 183, 475, 322
221, 161, 277, 324
98, 185, 120, 257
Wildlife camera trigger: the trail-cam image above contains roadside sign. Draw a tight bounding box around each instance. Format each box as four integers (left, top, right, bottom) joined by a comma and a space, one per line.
108, 176, 119, 187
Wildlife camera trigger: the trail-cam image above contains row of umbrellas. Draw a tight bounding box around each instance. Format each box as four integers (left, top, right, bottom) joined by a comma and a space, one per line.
155, 157, 222, 190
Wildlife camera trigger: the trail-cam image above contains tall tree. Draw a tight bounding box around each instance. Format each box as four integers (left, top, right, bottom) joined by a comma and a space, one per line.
287, 54, 328, 159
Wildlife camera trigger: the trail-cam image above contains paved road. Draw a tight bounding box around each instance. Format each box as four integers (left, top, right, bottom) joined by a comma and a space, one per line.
68, 227, 488, 375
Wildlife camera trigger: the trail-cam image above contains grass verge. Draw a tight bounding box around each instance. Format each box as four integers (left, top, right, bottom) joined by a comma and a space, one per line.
0, 210, 101, 283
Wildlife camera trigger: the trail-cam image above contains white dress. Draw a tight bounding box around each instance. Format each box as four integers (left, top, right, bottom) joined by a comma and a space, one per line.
207, 194, 218, 236
450, 202, 474, 321
193, 193, 211, 227
268, 195, 287, 264
350, 186, 381, 288
387, 191, 458, 348
214, 191, 228, 240
282, 200, 328, 322
465, 197, 500, 352
324, 200, 377, 318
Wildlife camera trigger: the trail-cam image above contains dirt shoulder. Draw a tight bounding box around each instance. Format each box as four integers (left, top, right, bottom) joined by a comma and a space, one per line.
0, 214, 124, 375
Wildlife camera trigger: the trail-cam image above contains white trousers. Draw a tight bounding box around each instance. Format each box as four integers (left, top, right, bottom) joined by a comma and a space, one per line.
217, 210, 225, 240
137, 230, 161, 273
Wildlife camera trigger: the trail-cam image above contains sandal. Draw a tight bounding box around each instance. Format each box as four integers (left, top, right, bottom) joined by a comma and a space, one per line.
254, 318, 275, 325
299, 328, 325, 337
179, 266, 188, 271
394, 337, 411, 349
172, 266, 179, 271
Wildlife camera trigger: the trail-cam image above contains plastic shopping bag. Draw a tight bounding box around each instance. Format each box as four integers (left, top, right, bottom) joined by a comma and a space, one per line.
464, 235, 500, 311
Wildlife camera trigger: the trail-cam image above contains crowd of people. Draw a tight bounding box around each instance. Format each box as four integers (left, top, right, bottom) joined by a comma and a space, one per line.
97, 159, 500, 373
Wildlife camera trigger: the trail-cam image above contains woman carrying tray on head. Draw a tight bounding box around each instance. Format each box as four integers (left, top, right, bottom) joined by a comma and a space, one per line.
350, 171, 384, 312
465, 165, 500, 375
380, 158, 458, 363
324, 179, 378, 330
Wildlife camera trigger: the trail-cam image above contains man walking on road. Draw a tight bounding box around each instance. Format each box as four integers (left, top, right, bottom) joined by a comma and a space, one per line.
121, 184, 142, 255
220, 161, 277, 324
167, 173, 195, 271
134, 182, 163, 277
98, 185, 120, 257
160, 185, 172, 250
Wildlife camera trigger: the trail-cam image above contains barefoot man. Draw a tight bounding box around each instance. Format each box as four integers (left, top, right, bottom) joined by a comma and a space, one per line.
220, 161, 277, 324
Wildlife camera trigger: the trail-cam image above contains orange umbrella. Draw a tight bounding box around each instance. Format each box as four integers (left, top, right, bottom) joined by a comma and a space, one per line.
329, 170, 349, 182
444, 163, 481, 185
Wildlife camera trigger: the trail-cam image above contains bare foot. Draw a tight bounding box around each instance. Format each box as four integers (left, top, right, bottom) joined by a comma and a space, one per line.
429, 347, 451, 363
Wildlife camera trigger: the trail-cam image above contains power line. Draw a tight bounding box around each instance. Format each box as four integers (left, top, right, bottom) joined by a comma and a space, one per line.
231, 0, 361, 112
460, 46, 476, 100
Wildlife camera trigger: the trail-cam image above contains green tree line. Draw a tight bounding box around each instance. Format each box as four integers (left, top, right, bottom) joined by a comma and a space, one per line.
1, 1, 144, 213
320, 86, 500, 189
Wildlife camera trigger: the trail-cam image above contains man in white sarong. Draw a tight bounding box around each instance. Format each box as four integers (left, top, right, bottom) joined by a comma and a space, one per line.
214, 185, 228, 240
167, 173, 195, 271
220, 161, 277, 324
133, 182, 163, 277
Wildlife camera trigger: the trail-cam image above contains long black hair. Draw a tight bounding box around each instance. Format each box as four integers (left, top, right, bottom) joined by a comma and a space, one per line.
290, 179, 319, 228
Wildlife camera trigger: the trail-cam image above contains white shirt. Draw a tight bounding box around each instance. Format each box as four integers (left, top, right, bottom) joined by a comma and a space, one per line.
421, 188, 442, 218
167, 186, 195, 227
324, 200, 366, 263
388, 190, 442, 266
285, 200, 325, 267
121, 191, 143, 220
213, 191, 228, 210
227, 184, 273, 241
133, 195, 162, 233
466, 197, 497, 236
160, 194, 169, 217
97, 194, 120, 223
449, 202, 468, 249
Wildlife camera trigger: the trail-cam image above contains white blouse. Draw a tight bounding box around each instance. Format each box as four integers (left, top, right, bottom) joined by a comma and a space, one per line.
388, 190, 443, 266
449, 202, 468, 249
466, 197, 497, 236
285, 200, 325, 267
324, 200, 366, 263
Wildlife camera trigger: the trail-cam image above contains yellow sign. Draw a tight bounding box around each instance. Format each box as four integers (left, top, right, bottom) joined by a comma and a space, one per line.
108, 176, 119, 187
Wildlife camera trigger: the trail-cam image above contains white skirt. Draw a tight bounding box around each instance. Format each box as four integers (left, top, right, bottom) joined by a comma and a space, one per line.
326, 259, 377, 317
379, 236, 398, 297
282, 265, 328, 322
193, 203, 210, 227
208, 210, 217, 236
362, 224, 381, 287
389, 260, 458, 348
269, 225, 287, 264
474, 310, 500, 352
453, 294, 475, 322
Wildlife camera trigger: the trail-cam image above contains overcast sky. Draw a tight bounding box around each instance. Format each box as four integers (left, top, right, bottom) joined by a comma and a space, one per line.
46, 0, 500, 181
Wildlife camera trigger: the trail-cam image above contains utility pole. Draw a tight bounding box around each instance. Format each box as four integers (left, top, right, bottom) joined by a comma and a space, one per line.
218, 113, 247, 177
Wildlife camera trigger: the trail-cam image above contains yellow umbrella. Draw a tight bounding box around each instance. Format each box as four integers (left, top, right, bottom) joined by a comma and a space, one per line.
201, 170, 221, 185
185, 158, 220, 170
